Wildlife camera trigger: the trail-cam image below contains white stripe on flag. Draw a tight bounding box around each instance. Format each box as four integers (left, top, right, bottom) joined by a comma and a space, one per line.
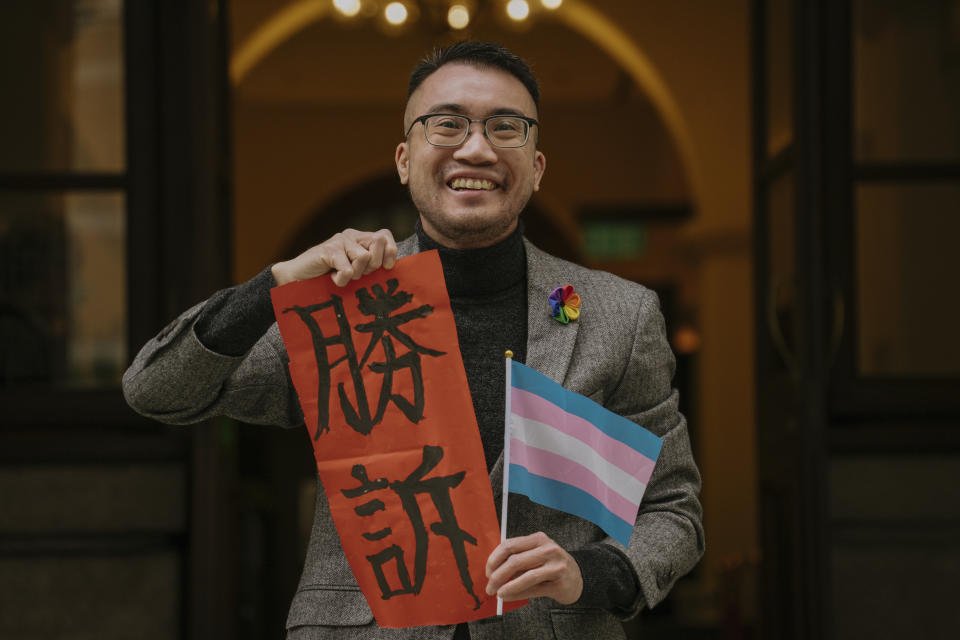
510, 414, 649, 506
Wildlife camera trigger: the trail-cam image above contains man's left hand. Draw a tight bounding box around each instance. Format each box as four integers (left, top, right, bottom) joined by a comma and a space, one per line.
485, 532, 583, 604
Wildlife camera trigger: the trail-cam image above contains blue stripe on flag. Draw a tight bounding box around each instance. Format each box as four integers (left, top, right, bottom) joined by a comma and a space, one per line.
509, 464, 634, 546
511, 360, 663, 461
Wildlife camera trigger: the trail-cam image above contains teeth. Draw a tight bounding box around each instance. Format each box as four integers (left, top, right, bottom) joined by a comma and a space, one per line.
450, 178, 496, 191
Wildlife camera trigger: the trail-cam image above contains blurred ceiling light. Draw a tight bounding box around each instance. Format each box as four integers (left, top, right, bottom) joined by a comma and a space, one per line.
506, 0, 530, 21
384, 1, 408, 24
333, 0, 362, 18
328, 0, 561, 29
672, 325, 702, 355
447, 4, 470, 30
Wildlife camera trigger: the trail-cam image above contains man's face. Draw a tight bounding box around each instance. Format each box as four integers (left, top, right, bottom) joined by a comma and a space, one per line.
395, 62, 546, 249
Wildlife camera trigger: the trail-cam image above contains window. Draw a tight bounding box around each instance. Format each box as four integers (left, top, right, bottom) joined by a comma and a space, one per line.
0, 0, 127, 389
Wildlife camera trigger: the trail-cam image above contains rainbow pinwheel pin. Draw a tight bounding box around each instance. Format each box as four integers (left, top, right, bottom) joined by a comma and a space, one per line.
549, 285, 581, 324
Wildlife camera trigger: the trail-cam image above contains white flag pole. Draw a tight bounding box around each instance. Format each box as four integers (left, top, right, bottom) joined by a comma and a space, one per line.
497, 350, 514, 616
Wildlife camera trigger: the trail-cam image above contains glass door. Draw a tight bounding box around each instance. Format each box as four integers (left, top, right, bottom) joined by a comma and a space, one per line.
830, 0, 960, 415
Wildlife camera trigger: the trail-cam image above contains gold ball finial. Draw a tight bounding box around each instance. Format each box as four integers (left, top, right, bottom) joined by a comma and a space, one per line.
505, 350, 514, 359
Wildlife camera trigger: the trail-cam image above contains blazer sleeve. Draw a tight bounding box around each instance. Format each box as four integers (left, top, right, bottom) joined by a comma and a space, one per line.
122, 286, 302, 428
605, 287, 704, 615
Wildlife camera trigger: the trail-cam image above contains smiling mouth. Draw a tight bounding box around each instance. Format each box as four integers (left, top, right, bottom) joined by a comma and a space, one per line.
448, 177, 498, 191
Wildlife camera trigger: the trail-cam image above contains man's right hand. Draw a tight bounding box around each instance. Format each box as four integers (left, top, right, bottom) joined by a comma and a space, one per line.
271, 228, 398, 287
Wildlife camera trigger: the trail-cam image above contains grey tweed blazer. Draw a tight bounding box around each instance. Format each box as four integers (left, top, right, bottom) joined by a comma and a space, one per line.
123, 235, 704, 640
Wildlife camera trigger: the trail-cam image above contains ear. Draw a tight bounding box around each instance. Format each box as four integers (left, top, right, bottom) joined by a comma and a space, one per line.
532, 150, 546, 192
395, 142, 409, 185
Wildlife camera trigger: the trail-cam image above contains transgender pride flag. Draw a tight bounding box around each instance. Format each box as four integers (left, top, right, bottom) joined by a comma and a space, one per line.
501, 358, 663, 547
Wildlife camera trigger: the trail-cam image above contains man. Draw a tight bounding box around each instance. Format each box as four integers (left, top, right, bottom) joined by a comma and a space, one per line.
124, 41, 703, 639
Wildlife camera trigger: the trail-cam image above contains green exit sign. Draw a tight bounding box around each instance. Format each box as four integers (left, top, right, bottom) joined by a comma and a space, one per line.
583, 222, 647, 260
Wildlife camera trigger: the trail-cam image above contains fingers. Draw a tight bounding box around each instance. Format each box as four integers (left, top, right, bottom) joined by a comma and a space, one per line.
361, 237, 383, 275
485, 532, 541, 579
484, 532, 583, 605
485, 535, 546, 599
274, 228, 397, 287
331, 229, 397, 285
356, 229, 398, 275
326, 241, 357, 287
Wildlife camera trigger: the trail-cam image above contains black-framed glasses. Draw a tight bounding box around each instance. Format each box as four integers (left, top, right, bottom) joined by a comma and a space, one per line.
405, 113, 539, 148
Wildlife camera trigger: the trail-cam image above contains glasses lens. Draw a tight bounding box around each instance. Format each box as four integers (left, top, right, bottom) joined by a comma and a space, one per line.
485, 116, 528, 147
424, 115, 469, 146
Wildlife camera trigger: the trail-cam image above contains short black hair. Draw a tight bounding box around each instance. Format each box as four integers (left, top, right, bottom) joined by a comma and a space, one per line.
407, 41, 540, 110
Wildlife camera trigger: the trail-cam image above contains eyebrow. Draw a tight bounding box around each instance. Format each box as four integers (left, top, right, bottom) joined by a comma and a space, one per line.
425, 103, 530, 117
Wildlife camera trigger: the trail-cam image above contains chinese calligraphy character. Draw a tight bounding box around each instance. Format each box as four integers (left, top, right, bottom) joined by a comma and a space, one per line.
352, 279, 445, 428
283, 279, 444, 438
342, 445, 483, 609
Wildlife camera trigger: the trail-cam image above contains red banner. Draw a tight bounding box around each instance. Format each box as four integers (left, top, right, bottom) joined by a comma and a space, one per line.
271, 251, 522, 628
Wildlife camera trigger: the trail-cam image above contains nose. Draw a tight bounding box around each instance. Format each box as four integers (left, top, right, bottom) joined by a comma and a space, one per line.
452, 122, 498, 164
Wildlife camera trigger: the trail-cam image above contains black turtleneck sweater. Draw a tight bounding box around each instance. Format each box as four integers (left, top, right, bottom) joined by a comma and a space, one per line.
192, 225, 640, 622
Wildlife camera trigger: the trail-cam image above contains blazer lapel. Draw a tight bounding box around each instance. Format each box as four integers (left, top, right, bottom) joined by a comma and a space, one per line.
523, 239, 580, 385
396, 233, 419, 258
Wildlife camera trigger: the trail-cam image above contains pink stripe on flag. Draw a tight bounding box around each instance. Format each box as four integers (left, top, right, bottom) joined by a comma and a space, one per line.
509, 438, 638, 524
511, 387, 657, 482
